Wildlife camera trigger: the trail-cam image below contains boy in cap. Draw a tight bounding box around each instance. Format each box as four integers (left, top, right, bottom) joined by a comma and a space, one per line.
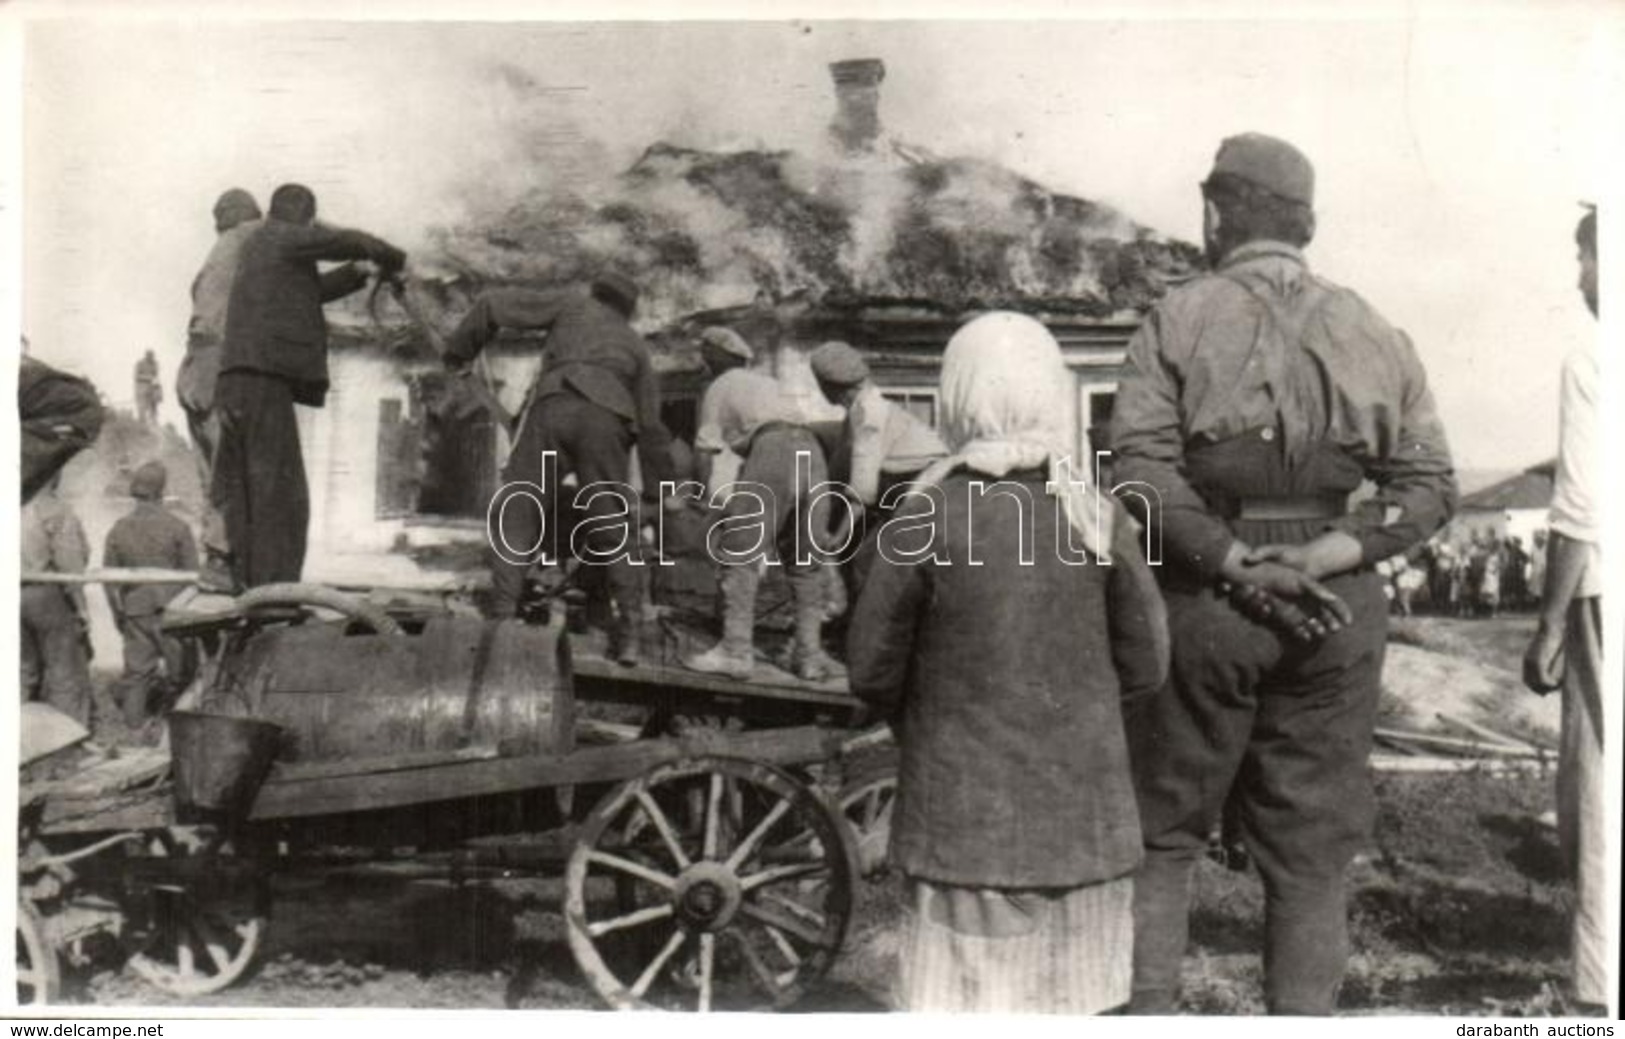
104, 461, 198, 728
1111, 132, 1456, 1014
682, 321, 845, 681
445, 272, 677, 665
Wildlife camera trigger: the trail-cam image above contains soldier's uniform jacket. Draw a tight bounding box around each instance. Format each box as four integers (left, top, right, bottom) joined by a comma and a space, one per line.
444, 288, 676, 487
103, 502, 198, 617
1110, 240, 1458, 573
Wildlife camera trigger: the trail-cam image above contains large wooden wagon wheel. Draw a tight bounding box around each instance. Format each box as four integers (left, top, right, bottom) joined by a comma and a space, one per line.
837, 765, 897, 879
16, 899, 59, 1005
126, 830, 268, 996
564, 756, 858, 1011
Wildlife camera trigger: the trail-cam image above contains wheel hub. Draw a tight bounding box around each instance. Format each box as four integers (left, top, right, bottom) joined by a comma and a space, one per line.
672, 861, 742, 932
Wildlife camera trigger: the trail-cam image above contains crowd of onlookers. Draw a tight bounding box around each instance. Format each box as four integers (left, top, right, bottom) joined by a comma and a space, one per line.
1377, 530, 1544, 618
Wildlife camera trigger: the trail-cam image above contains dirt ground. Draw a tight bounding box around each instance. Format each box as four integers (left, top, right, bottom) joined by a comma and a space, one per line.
67, 614, 1582, 1015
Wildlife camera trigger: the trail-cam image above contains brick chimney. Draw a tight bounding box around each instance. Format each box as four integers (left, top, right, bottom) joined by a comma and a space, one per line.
829, 58, 886, 155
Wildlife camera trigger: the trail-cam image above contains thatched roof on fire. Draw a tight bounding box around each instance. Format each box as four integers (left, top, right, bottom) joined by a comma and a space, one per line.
333, 138, 1202, 358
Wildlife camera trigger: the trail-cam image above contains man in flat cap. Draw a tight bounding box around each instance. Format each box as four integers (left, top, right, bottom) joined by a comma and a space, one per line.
104, 461, 198, 729
180, 188, 261, 590
445, 272, 677, 664
683, 320, 845, 681
1110, 133, 1456, 1014
810, 340, 945, 583
212, 183, 406, 590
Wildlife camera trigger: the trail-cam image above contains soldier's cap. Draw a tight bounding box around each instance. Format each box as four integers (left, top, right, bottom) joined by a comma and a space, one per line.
130, 460, 167, 501
590, 271, 640, 313
212, 188, 262, 228
699, 326, 753, 362
1210, 133, 1315, 206
810, 341, 869, 386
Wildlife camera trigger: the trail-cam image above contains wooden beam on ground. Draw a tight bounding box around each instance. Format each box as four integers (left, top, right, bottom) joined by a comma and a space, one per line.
1374, 727, 1543, 759
1435, 711, 1552, 753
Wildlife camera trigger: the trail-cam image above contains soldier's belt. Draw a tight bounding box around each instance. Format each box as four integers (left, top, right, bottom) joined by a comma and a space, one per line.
1234, 494, 1348, 522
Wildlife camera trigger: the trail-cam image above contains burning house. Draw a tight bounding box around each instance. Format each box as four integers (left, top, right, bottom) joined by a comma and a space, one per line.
298, 59, 1202, 571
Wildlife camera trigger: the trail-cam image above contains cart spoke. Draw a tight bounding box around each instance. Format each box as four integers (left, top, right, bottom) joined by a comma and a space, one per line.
723, 797, 792, 871
176, 936, 197, 979
633, 791, 691, 869
630, 928, 687, 999
189, 912, 235, 974
728, 926, 784, 996
739, 859, 828, 892
587, 850, 677, 890
696, 932, 715, 1013
760, 890, 827, 929
702, 773, 724, 860
763, 923, 803, 968
740, 898, 832, 949
586, 902, 674, 939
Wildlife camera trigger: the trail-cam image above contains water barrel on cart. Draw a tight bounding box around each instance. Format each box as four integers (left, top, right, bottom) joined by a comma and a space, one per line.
213, 615, 574, 763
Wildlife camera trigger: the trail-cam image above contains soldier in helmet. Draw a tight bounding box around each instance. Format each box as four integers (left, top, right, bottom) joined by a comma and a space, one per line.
1110, 133, 1457, 1013
104, 460, 198, 727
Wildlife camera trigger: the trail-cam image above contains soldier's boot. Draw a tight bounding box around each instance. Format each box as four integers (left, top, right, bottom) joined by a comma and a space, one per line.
789, 568, 845, 682
682, 565, 758, 680
605, 566, 645, 669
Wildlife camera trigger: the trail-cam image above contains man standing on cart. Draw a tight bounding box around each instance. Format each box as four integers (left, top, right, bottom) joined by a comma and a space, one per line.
682, 320, 845, 682
444, 272, 677, 666
212, 183, 406, 591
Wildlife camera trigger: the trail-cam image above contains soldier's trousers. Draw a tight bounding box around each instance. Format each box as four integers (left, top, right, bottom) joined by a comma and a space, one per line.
179, 333, 229, 559
114, 613, 188, 727
20, 586, 93, 727
488, 394, 639, 621
1127, 571, 1387, 1015
212, 371, 309, 588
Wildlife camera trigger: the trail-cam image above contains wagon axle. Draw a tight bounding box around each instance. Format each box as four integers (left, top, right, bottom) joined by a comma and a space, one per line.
674, 863, 743, 932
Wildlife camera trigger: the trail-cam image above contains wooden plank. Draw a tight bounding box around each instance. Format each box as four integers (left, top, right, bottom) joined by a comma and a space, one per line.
248, 724, 845, 821
23, 567, 198, 585
1373, 727, 1542, 759
38, 788, 173, 834
1370, 755, 1546, 775
1435, 711, 1552, 753
269, 745, 502, 783
572, 653, 858, 710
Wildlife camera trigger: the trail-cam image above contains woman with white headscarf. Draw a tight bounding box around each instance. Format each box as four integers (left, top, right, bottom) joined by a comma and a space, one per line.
848, 312, 1168, 1014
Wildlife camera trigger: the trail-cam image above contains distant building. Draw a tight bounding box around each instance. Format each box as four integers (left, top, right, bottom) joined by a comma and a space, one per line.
1450, 460, 1554, 546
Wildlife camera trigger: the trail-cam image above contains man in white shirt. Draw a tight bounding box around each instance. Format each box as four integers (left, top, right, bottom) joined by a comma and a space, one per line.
1523, 206, 1604, 1014
683, 323, 844, 681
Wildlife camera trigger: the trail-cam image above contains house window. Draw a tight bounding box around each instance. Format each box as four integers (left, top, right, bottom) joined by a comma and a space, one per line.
881, 388, 940, 429
375, 372, 501, 521
1080, 381, 1118, 457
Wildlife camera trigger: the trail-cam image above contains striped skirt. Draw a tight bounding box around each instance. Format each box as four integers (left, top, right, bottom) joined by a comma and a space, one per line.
895, 875, 1133, 1014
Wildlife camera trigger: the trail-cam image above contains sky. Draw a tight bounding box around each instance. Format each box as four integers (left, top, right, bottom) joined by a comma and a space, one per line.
13, 1, 1623, 472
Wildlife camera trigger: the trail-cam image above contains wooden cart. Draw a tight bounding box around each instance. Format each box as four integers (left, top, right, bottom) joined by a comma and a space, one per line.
20, 585, 897, 1011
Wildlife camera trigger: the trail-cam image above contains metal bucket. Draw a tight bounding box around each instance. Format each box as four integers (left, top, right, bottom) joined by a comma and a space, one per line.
168, 711, 284, 816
